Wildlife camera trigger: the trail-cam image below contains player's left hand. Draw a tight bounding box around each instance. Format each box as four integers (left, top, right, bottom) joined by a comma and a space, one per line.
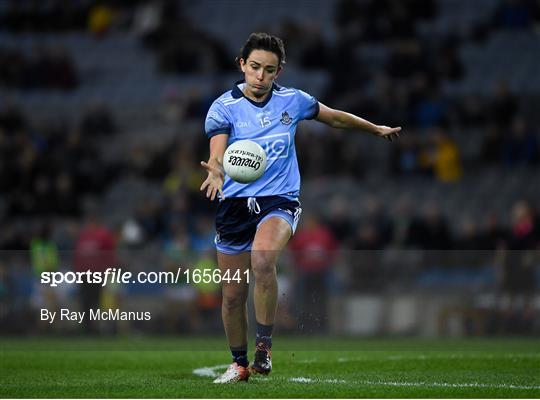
375, 126, 402, 142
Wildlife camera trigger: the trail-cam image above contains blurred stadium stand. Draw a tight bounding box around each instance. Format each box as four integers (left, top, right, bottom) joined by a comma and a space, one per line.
0, 0, 539, 337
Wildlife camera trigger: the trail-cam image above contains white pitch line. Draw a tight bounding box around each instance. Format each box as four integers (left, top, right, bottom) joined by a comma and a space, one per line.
288, 377, 540, 391
326, 378, 347, 384
337, 353, 540, 363
356, 380, 540, 391
193, 364, 229, 378
290, 377, 312, 383
296, 358, 319, 364
194, 364, 540, 391
289, 377, 347, 384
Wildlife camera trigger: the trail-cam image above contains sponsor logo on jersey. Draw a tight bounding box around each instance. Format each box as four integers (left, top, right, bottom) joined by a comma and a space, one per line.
236, 121, 252, 128
255, 132, 291, 160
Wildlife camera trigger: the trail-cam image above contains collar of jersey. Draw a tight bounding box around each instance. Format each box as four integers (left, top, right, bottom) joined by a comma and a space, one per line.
232, 80, 282, 108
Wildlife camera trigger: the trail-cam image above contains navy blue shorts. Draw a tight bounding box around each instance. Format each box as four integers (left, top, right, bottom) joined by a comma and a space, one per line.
215, 196, 302, 254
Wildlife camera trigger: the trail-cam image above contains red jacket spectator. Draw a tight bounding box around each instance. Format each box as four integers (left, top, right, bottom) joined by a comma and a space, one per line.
289, 214, 338, 273
74, 218, 116, 273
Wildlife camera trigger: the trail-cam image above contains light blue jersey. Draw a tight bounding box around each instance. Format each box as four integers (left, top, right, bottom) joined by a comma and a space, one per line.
205, 80, 319, 199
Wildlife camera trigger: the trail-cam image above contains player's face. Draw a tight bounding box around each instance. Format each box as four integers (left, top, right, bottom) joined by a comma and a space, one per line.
240, 49, 281, 100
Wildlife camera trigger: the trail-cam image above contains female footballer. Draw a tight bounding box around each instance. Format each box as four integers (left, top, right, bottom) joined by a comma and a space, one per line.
201, 32, 401, 383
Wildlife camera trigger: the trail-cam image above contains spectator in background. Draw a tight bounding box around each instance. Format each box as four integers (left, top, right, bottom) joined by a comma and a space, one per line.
493, 0, 537, 30
30, 222, 60, 330
479, 212, 508, 250
30, 222, 59, 277
74, 213, 116, 334
51, 219, 79, 252
0, 44, 78, 90
0, 127, 9, 192
32, 174, 56, 216
297, 24, 330, 70
190, 215, 215, 252
45, 45, 78, 90
0, 101, 26, 132
88, 2, 114, 37
162, 238, 198, 333
1, 222, 31, 251
325, 195, 353, 243
0, 46, 25, 88
508, 200, 539, 249
161, 221, 197, 333
289, 214, 338, 332
54, 172, 81, 217
350, 223, 383, 251
481, 123, 505, 164
133, 0, 163, 41
502, 115, 539, 166
119, 218, 144, 249
281, 19, 331, 70
433, 40, 464, 81
2, 257, 34, 333
159, 87, 188, 124
162, 194, 191, 238
0, 0, 90, 32
407, 202, 453, 250
0, 264, 10, 331
349, 197, 391, 289
349, 223, 387, 289
334, 0, 366, 39
385, 1, 418, 39
496, 200, 539, 333
163, 223, 191, 259
362, 195, 393, 247
490, 80, 517, 129
414, 89, 447, 129
453, 217, 484, 250
191, 251, 222, 333
3, 140, 36, 216
390, 195, 415, 248
427, 128, 463, 183
135, 198, 164, 241
27, 45, 58, 90
390, 134, 423, 176
80, 100, 116, 137
63, 128, 109, 195
158, 27, 232, 75
387, 39, 425, 80
458, 95, 487, 127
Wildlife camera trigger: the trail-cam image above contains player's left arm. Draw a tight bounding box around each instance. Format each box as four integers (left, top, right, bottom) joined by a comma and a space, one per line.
315, 102, 401, 141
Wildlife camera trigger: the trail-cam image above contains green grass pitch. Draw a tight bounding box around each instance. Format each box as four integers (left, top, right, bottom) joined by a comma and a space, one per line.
1, 337, 539, 398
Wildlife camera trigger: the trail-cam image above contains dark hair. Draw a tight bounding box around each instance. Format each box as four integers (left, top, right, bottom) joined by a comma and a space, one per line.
236, 32, 286, 67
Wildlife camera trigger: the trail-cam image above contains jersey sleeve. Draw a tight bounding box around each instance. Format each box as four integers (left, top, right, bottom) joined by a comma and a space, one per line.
205, 100, 231, 138
296, 89, 320, 120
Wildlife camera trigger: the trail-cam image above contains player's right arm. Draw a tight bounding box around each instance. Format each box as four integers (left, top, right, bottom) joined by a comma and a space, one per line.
200, 133, 228, 201
202, 98, 232, 201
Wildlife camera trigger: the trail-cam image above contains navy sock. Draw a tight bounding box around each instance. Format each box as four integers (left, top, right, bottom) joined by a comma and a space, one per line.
256, 321, 273, 349
230, 346, 248, 367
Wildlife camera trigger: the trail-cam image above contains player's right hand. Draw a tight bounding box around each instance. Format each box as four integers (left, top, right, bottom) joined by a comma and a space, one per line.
200, 160, 225, 201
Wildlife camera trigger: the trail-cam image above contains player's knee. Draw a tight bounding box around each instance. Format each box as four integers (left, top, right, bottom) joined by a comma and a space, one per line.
222, 288, 247, 311
251, 252, 276, 279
